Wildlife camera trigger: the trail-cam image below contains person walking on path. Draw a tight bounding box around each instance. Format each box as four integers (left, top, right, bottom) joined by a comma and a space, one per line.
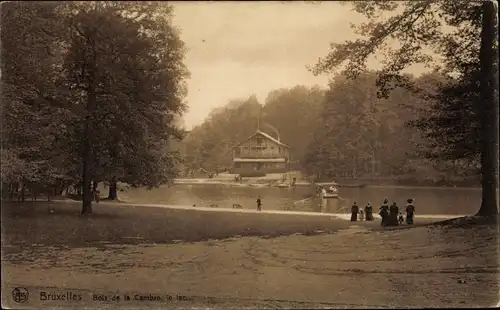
389, 201, 399, 226
365, 202, 374, 221
406, 198, 415, 224
319, 186, 327, 212
351, 201, 359, 221
256, 196, 262, 211
379, 198, 389, 226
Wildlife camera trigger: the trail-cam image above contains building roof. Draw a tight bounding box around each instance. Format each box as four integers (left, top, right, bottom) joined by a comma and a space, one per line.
232, 130, 289, 149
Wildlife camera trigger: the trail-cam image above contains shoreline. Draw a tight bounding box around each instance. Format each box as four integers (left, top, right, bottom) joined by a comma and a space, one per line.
173, 179, 482, 190
51, 199, 469, 220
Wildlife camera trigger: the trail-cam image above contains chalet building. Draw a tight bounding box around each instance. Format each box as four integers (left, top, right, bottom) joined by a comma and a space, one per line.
231, 130, 290, 174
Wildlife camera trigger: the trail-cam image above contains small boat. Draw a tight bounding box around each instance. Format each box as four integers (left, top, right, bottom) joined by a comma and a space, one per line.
314, 181, 339, 198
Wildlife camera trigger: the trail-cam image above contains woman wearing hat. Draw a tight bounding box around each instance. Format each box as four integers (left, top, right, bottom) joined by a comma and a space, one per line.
365, 202, 374, 221
379, 198, 389, 226
389, 201, 399, 226
351, 201, 359, 221
406, 199, 415, 224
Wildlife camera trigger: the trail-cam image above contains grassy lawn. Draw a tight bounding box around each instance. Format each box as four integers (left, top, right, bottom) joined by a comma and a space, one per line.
2, 200, 499, 308
1, 201, 351, 248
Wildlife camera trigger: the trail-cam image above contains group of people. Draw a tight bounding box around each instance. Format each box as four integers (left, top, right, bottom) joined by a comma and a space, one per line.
350, 198, 416, 226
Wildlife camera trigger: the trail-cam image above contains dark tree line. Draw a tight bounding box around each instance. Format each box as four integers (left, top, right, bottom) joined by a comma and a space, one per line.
180, 87, 325, 175
1, 2, 189, 214
181, 71, 477, 185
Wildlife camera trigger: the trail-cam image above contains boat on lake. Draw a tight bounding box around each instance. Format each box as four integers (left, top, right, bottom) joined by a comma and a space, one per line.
314, 182, 339, 198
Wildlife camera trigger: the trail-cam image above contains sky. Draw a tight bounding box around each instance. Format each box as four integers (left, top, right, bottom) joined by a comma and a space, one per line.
171, 1, 430, 130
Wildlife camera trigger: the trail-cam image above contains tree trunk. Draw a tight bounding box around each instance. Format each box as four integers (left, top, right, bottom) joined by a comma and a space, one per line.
8, 183, 13, 201
81, 27, 100, 215
476, 0, 499, 217
81, 112, 93, 214
92, 179, 98, 199
75, 182, 82, 197
8, 182, 13, 200
20, 183, 25, 202
108, 178, 118, 200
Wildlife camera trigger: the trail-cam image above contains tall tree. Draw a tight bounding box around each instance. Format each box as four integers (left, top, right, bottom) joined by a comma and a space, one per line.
302, 71, 429, 181
61, 2, 188, 212
477, 1, 499, 216
1, 2, 77, 200
310, 0, 498, 216
181, 96, 262, 174
1, 2, 189, 213
262, 86, 325, 163
180, 86, 326, 174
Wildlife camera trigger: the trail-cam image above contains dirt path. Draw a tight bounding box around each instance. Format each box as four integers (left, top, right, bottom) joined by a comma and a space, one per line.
3, 220, 498, 309
52, 199, 467, 222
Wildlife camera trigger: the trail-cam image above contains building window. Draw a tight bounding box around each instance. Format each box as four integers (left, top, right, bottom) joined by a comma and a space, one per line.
234, 147, 241, 157
234, 163, 241, 168
256, 137, 263, 145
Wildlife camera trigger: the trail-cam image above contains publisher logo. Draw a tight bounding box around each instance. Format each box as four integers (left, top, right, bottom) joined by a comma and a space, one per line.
12, 287, 29, 303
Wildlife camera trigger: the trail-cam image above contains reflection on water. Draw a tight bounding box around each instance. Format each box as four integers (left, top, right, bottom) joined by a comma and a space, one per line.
118, 184, 483, 215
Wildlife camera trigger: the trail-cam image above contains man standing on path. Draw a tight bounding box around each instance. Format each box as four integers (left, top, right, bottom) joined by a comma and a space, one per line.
319, 186, 327, 212
257, 196, 262, 211
406, 199, 415, 224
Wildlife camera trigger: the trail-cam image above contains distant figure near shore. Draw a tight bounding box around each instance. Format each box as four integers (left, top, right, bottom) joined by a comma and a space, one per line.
320, 186, 327, 212
398, 212, 404, 225
365, 202, 374, 221
406, 199, 415, 224
359, 209, 365, 221
257, 196, 262, 211
351, 201, 359, 221
379, 199, 389, 226
388, 202, 399, 226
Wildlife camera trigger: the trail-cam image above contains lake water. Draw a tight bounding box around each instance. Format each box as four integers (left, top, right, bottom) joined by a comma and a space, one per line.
115, 184, 485, 215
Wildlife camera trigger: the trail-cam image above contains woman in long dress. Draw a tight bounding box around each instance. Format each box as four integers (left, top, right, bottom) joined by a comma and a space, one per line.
389, 202, 399, 226
365, 202, 374, 221
406, 198, 415, 224
351, 201, 359, 221
379, 198, 389, 226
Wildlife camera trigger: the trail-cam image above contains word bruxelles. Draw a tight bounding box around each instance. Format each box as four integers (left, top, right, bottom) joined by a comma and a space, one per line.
40, 292, 83, 301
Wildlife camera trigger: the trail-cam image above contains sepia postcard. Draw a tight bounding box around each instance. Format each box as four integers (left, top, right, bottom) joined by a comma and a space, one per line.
1, 1, 499, 309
